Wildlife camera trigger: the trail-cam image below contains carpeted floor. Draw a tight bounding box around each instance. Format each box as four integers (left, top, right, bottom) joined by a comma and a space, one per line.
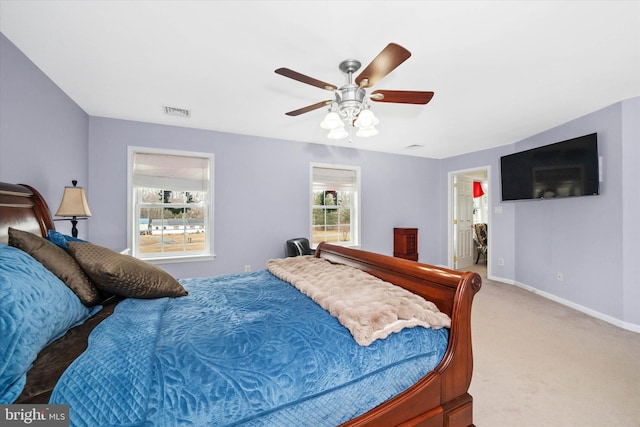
465, 263, 640, 426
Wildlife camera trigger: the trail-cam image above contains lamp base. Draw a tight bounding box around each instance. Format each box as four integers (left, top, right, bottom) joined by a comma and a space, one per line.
71, 217, 79, 238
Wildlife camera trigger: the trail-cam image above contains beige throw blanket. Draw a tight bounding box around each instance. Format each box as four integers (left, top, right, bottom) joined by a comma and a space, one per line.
266, 256, 451, 346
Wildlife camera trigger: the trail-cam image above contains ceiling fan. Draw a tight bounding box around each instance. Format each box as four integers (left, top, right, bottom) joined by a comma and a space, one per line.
275, 43, 434, 139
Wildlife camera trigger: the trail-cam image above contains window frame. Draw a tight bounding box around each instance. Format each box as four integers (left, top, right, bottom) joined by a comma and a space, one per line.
127, 146, 215, 263
310, 163, 361, 248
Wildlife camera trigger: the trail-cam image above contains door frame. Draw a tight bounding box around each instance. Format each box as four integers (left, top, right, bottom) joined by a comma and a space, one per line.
447, 166, 491, 272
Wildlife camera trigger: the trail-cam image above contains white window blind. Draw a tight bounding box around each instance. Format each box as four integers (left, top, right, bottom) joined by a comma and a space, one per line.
132, 152, 210, 192
312, 166, 357, 191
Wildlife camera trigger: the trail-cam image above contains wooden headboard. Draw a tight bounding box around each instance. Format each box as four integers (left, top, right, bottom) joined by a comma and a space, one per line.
0, 182, 55, 244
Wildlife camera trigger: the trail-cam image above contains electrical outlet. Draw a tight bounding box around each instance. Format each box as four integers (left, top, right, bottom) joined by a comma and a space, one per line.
557, 272, 563, 282
244, 265, 251, 272
498, 257, 504, 266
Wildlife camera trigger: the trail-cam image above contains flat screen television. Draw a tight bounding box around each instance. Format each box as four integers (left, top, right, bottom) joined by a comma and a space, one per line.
500, 133, 599, 201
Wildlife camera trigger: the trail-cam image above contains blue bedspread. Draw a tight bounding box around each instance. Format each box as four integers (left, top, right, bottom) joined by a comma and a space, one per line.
50, 270, 449, 426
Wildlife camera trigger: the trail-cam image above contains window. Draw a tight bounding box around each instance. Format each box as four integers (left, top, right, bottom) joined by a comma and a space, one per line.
128, 147, 214, 262
311, 164, 360, 247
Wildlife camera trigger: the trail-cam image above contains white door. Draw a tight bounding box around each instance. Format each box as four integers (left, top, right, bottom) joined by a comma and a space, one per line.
454, 174, 474, 269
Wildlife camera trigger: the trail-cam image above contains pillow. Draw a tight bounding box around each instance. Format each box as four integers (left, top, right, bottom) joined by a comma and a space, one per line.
8, 228, 100, 306
67, 242, 188, 299
46, 229, 86, 250
0, 243, 100, 403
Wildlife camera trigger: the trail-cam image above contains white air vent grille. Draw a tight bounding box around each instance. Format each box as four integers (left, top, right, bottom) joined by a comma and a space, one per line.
163, 106, 190, 118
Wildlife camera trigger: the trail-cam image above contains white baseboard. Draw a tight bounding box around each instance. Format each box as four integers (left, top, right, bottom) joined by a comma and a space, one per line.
487, 274, 640, 334
487, 274, 515, 285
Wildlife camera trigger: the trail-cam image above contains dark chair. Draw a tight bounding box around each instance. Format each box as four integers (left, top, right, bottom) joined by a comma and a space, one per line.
285, 237, 314, 257
473, 223, 488, 264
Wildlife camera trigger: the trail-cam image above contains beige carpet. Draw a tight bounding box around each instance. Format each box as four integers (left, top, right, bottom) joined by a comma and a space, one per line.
465, 263, 640, 426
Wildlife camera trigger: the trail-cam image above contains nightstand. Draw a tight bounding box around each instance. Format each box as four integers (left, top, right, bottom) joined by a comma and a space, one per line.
393, 228, 418, 261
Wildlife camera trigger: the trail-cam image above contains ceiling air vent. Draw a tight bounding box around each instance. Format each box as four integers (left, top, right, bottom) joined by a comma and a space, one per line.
163, 106, 190, 118
405, 144, 424, 150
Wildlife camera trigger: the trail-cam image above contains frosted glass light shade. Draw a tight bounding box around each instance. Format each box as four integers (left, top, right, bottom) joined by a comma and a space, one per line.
354, 109, 379, 128
356, 126, 379, 137
320, 112, 343, 130
327, 127, 349, 139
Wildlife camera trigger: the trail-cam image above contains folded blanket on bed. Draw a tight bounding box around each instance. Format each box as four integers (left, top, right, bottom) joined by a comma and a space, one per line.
266, 256, 451, 346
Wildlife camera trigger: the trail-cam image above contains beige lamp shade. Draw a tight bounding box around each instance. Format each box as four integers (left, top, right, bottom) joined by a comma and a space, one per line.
55, 185, 92, 217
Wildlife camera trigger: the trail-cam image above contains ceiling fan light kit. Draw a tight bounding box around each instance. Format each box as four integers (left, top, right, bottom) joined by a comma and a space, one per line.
275, 43, 434, 141
354, 109, 379, 128
356, 125, 378, 138
327, 127, 349, 140
320, 111, 343, 130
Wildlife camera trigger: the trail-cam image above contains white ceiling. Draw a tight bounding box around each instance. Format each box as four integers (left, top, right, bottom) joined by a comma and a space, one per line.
1, 1, 638, 159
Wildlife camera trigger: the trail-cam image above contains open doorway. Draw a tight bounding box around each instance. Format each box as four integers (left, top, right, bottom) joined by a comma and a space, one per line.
448, 167, 490, 275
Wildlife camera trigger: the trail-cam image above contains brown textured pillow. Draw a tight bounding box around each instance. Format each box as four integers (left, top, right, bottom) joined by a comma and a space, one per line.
67, 242, 187, 299
8, 227, 101, 306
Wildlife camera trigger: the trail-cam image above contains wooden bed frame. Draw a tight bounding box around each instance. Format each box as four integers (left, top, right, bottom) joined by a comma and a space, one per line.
0, 182, 481, 427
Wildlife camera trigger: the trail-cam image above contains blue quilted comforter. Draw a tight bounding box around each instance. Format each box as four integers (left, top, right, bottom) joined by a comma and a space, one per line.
50, 270, 449, 426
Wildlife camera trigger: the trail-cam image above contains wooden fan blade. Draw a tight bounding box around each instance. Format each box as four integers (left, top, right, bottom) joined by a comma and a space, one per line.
275, 68, 337, 91
370, 90, 434, 105
355, 43, 412, 88
285, 100, 333, 116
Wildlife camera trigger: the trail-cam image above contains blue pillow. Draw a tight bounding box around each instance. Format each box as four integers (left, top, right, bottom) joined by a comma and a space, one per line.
46, 229, 86, 250
0, 244, 100, 403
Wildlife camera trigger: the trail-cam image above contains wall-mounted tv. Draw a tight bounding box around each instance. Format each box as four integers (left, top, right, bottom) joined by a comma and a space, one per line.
500, 133, 599, 201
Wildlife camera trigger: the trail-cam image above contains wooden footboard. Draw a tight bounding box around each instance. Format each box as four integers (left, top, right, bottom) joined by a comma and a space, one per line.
315, 242, 481, 427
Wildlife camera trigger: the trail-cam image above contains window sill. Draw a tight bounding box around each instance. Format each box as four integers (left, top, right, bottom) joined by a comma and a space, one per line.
136, 254, 216, 265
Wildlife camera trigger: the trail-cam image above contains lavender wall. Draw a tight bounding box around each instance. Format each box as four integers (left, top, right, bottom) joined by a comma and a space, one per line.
0, 33, 90, 238
2, 29, 637, 329
1, 30, 442, 279
621, 97, 640, 327
512, 104, 624, 318
87, 117, 442, 278
441, 97, 640, 330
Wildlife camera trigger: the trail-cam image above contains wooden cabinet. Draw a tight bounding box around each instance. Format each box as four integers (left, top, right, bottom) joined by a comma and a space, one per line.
394, 228, 418, 261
